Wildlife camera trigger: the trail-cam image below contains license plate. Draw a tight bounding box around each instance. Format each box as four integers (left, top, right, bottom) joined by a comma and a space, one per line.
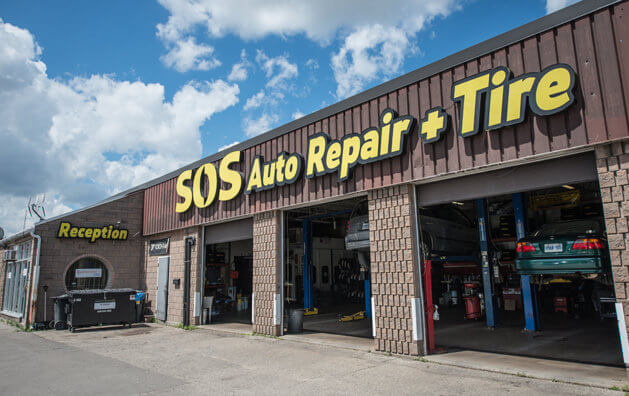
361, 223, 369, 230
544, 243, 563, 253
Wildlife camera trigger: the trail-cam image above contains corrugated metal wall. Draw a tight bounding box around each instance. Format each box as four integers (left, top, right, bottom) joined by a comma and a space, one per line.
144, 2, 629, 235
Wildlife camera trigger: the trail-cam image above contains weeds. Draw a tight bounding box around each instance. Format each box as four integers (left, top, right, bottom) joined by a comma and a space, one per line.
1, 318, 29, 332
174, 323, 198, 330
252, 332, 281, 339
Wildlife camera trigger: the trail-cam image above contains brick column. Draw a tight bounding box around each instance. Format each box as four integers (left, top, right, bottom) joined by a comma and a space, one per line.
252, 211, 282, 336
596, 142, 629, 342
368, 185, 424, 355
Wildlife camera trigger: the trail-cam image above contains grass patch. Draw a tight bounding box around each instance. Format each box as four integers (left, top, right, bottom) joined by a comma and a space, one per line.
174, 323, 198, 331
252, 332, 281, 339
1, 318, 30, 332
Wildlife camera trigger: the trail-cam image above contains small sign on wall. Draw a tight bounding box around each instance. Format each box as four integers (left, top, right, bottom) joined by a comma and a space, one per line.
149, 238, 170, 256
75, 268, 102, 278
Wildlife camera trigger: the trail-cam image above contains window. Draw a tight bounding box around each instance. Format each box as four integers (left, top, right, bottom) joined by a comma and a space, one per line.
65, 257, 109, 290
2, 240, 32, 316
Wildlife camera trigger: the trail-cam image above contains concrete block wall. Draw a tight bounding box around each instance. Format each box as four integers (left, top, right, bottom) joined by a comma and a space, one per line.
33, 191, 144, 322
144, 227, 202, 326
252, 211, 282, 336
596, 141, 629, 341
368, 184, 424, 355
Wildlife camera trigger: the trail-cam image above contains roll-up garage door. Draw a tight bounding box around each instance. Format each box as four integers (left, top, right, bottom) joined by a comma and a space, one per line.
205, 217, 253, 244
417, 152, 597, 206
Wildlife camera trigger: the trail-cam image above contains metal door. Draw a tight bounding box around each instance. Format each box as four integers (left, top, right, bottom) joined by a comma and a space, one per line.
156, 256, 169, 321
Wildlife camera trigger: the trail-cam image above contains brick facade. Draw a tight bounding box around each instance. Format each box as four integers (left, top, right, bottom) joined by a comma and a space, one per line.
596, 141, 629, 341
144, 227, 202, 325
32, 191, 144, 322
252, 211, 282, 336
368, 185, 424, 355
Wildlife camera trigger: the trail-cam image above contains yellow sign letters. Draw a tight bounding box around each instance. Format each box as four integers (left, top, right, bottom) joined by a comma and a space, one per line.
174, 63, 577, 212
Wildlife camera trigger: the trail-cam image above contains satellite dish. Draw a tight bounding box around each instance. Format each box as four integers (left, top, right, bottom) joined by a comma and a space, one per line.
0, 227, 4, 240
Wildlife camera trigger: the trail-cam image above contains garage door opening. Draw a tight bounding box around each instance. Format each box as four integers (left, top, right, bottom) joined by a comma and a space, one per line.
418, 181, 624, 366
202, 219, 253, 327
284, 197, 373, 338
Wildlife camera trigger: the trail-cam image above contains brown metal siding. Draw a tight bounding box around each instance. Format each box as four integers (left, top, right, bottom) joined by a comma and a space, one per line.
144, 3, 629, 235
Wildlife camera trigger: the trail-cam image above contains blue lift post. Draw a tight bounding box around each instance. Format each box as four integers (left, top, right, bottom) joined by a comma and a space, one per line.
302, 209, 361, 312
476, 199, 497, 328
513, 193, 539, 332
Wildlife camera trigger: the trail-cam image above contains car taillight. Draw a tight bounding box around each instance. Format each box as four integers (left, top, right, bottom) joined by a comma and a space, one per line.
516, 242, 535, 253
346, 220, 350, 232
572, 238, 603, 250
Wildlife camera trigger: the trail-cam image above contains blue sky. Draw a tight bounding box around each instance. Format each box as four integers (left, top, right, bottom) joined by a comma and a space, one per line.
0, 0, 576, 234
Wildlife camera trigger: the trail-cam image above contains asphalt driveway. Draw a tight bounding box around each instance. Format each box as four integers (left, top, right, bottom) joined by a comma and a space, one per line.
0, 321, 621, 395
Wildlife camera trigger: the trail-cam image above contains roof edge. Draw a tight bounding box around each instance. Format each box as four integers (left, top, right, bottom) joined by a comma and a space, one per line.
0, 228, 34, 247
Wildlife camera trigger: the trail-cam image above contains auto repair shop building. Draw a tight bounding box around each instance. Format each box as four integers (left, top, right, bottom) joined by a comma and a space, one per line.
2, 0, 629, 367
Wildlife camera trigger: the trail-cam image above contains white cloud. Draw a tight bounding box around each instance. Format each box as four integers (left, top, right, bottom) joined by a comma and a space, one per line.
244, 113, 278, 137
0, 20, 239, 234
160, 36, 221, 72
156, 1, 460, 98
228, 49, 250, 82
218, 141, 240, 151
255, 50, 298, 90
244, 90, 267, 110
0, 194, 71, 234
546, 0, 578, 14
306, 59, 319, 70
332, 25, 411, 98
157, 0, 458, 43
292, 110, 304, 120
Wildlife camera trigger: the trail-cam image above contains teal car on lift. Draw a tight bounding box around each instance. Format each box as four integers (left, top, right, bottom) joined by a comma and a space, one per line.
515, 218, 610, 275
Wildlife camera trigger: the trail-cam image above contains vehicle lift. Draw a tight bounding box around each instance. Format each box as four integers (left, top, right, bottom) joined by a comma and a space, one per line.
302, 210, 371, 320
423, 193, 539, 353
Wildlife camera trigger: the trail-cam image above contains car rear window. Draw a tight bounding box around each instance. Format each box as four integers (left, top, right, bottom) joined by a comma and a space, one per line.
532, 220, 602, 237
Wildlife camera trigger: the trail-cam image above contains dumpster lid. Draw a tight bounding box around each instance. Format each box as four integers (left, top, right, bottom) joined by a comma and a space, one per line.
67, 288, 137, 295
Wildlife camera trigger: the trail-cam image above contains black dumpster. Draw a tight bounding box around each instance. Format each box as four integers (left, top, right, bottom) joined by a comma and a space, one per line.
51, 294, 69, 330
66, 289, 137, 332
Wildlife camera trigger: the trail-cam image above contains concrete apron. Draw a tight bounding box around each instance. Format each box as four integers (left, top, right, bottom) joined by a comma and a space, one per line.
199, 324, 628, 390
421, 350, 628, 390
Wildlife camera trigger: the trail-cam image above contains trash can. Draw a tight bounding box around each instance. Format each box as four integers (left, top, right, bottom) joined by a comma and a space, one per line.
203, 296, 214, 324
287, 307, 304, 333
66, 288, 137, 332
134, 292, 146, 323
51, 295, 69, 330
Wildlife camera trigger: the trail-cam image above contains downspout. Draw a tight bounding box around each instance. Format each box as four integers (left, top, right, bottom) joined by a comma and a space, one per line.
26, 231, 41, 327
183, 236, 195, 327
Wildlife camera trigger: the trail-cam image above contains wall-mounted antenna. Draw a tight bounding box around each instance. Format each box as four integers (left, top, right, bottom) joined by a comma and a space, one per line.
23, 194, 47, 229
